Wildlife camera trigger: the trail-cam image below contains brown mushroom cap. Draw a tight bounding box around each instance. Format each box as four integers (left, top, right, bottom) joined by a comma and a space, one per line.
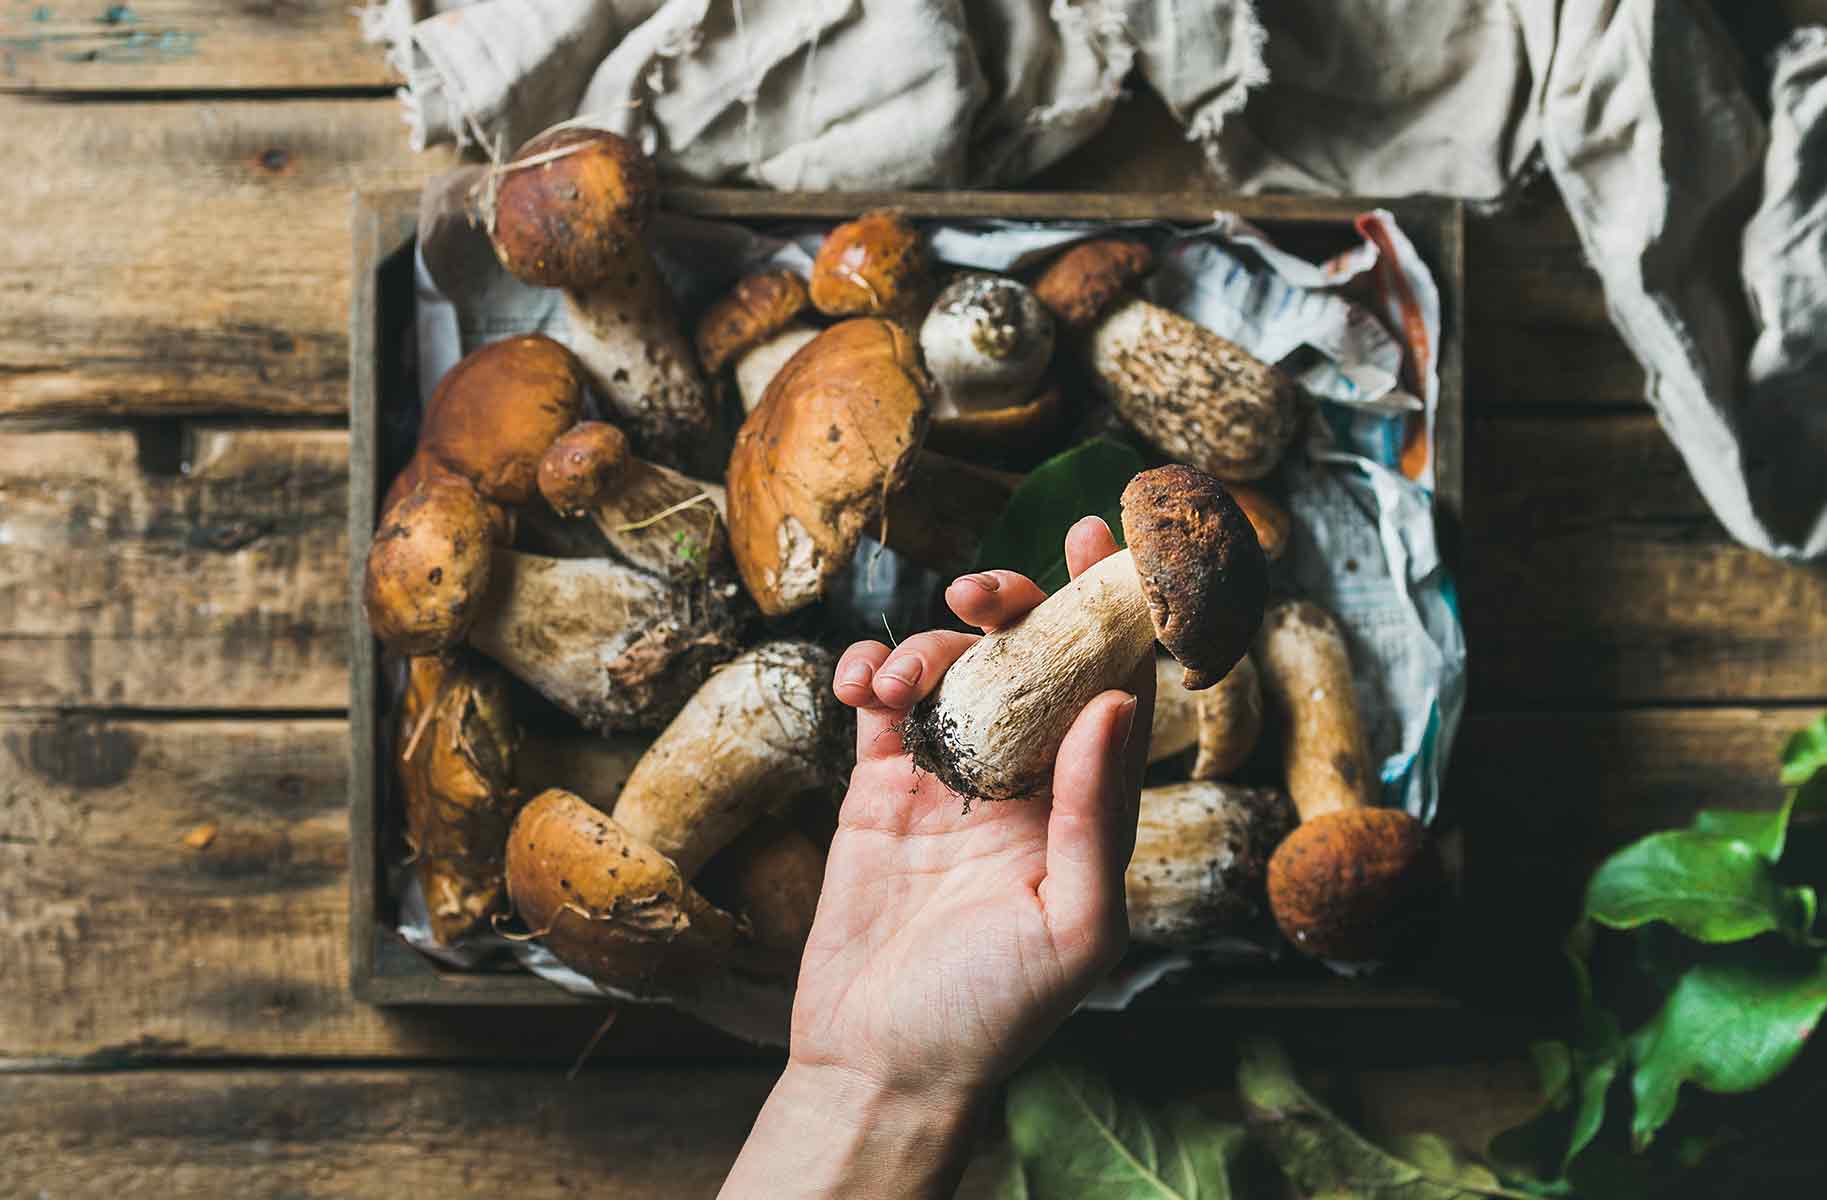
809, 209, 928, 318
505, 788, 749, 989
537, 421, 633, 518
1033, 238, 1155, 329
696, 269, 813, 373
1228, 484, 1293, 562
484, 127, 659, 290
419, 334, 587, 506
1120, 464, 1268, 690
382, 452, 515, 546
726, 318, 930, 616
924, 380, 1066, 464
1267, 807, 1435, 961
363, 475, 497, 654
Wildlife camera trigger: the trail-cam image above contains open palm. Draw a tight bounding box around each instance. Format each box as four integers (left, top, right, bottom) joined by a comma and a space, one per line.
787, 517, 1155, 1097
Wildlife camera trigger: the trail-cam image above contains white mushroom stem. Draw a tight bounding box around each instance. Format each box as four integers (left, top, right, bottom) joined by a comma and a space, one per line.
1126, 782, 1297, 947
734, 324, 820, 414
612, 642, 839, 879
561, 251, 711, 466
905, 549, 1155, 803
1086, 296, 1297, 483
586, 462, 729, 582
1148, 653, 1263, 779
466, 551, 737, 734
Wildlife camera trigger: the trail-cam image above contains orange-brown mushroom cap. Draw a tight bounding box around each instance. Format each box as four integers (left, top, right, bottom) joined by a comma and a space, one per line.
924, 381, 1066, 463
363, 474, 497, 654
726, 319, 930, 616
1228, 484, 1293, 562
420, 334, 587, 506
1033, 238, 1154, 329
537, 421, 635, 518
809, 209, 928, 318
696, 269, 813, 373
1121, 465, 1267, 690
483, 127, 659, 290
1267, 807, 1435, 961
381, 452, 516, 547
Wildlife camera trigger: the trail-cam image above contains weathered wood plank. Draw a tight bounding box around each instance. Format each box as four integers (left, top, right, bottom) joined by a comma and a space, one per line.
0, 97, 449, 418
0, 426, 350, 708
0, 0, 392, 92
0, 708, 1796, 1061
0, 1062, 1544, 1200
1463, 414, 1827, 704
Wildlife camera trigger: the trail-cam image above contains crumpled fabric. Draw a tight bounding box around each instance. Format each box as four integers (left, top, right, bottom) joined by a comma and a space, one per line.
363, 0, 1827, 558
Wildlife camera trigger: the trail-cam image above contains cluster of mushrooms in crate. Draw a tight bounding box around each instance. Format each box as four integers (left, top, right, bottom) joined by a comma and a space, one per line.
362, 125, 1440, 1002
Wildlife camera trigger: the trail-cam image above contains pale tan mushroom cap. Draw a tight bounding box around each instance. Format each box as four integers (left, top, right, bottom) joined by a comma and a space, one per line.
726, 319, 930, 616
696, 269, 813, 373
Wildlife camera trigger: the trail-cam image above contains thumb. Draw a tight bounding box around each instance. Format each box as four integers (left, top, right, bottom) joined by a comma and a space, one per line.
1039, 688, 1141, 969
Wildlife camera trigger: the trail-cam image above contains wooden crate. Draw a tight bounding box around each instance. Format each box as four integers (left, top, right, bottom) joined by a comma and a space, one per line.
349, 188, 1466, 1007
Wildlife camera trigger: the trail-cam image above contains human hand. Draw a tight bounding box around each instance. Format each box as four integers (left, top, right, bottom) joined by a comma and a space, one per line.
721, 516, 1153, 1198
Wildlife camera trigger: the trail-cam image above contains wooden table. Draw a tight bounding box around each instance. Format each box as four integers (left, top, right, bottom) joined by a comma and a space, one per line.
3, 7, 1825, 1196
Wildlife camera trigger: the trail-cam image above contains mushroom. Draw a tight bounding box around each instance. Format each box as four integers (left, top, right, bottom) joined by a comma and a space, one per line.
479, 127, 712, 467
537, 421, 729, 582
1227, 484, 1292, 562
1255, 600, 1434, 961
702, 820, 827, 956
514, 733, 650, 811
1125, 782, 1298, 947
1034, 239, 1299, 482
364, 479, 745, 732
611, 641, 846, 879
695, 268, 821, 414
505, 788, 787, 992
1148, 653, 1264, 780
396, 651, 522, 946
903, 465, 1267, 804
725, 318, 1017, 616
809, 207, 930, 321
418, 334, 586, 505
917, 271, 1066, 465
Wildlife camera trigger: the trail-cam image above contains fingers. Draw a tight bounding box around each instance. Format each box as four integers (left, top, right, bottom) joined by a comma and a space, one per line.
833, 641, 900, 759
869, 630, 979, 710
833, 632, 980, 763
944, 570, 1049, 632
1065, 515, 1121, 580
1040, 688, 1141, 965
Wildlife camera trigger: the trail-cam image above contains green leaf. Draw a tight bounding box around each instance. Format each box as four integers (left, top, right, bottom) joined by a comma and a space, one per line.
972, 438, 1144, 593
1238, 1037, 1528, 1199
1626, 955, 1827, 1150
1582, 831, 1817, 944
1006, 1058, 1249, 1199
1692, 801, 1793, 861
1779, 713, 1827, 792
994, 1147, 1032, 1200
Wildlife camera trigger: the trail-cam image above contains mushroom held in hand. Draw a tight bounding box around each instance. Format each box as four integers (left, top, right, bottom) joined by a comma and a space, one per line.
538, 421, 729, 582
397, 652, 522, 945
1148, 653, 1264, 780
1125, 782, 1297, 946
809, 208, 930, 321
903, 465, 1267, 803
479, 128, 711, 467
725, 318, 1016, 615
696, 269, 821, 414
1035, 239, 1299, 482
1256, 601, 1434, 961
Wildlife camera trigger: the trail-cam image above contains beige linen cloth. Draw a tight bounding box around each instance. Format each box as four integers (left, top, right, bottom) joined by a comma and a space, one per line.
364, 0, 1827, 560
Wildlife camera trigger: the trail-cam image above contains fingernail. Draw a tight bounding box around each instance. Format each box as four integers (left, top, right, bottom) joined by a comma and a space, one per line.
960, 572, 1000, 592
836, 660, 873, 691
1115, 692, 1139, 748
877, 656, 924, 688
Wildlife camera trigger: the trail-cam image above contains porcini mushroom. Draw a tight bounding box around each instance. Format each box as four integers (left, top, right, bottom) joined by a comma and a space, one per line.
1256, 600, 1433, 961
505, 788, 786, 991
1034, 239, 1299, 482
809, 208, 930, 321
1148, 653, 1264, 780
479, 127, 712, 467
714, 822, 827, 955
363, 474, 498, 655
537, 421, 729, 582
514, 733, 649, 811
418, 334, 586, 505
1228, 485, 1292, 562
1125, 782, 1297, 947
611, 641, 846, 879
725, 318, 1017, 616
917, 271, 1066, 465
903, 465, 1267, 804
396, 651, 521, 946
695, 268, 821, 414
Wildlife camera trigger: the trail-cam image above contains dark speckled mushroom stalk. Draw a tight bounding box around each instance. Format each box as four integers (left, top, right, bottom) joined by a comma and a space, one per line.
903, 465, 1268, 804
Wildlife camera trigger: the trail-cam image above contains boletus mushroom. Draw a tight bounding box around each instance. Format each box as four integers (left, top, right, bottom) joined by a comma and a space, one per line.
809, 208, 930, 321
695, 268, 821, 415
478, 127, 712, 467
364, 474, 499, 655
1227, 485, 1292, 562
918, 271, 1065, 464
1034, 239, 1299, 482
903, 465, 1267, 804
418, 333, 586, 506
1125, 782, 1297, 947
1256, 600, 1434, 961
725, 317, 1017, 616
1148, 653, 1264, 780
396, 651, 521, 945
